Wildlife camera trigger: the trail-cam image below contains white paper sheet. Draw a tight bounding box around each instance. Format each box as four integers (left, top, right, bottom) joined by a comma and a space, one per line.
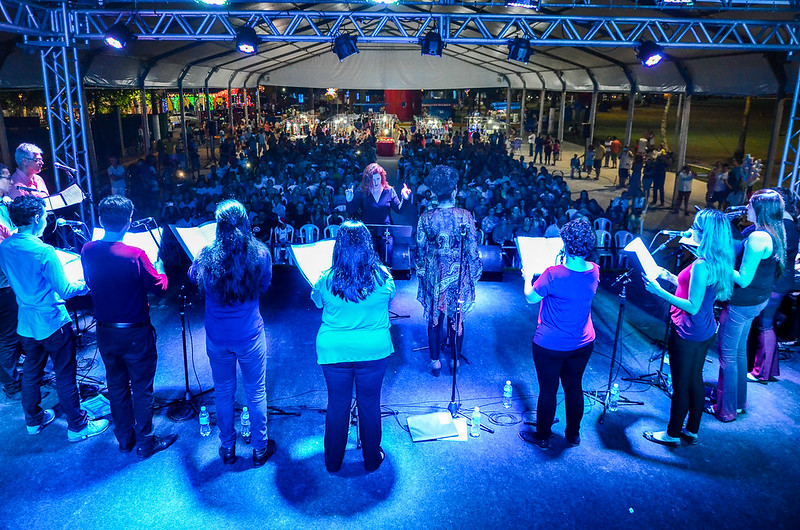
515, 236, 565, 276
55, 249, 84, 283
170, 222, 217, 261
624, 237, 661, 281
290, 239, 336, 286
91, 227, 163, 266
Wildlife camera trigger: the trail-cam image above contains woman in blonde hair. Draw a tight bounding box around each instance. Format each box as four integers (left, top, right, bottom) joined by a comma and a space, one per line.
643, 209, 734, 446
711, 189, 786, 422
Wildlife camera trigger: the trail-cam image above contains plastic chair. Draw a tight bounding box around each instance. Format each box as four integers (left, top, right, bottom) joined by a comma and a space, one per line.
593, 217, 611, 233
595, 229, 613, 269
613, 230, 634, 268
324, 224, 340, 239
298, 223, 320, 244
272, 224, 294, 264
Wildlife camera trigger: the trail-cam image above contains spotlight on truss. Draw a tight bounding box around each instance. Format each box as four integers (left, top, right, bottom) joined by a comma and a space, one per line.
420, 32, 444, 57
657, 0, 694, 5
333, 34, 359, 62
196, 0, 228, 5
636, 40, 664, 67
507, 38, 533, 64
103, 23, 135, 50
235, 26, 259, 55
505, 0, 540, 9
370, 0, 400, 3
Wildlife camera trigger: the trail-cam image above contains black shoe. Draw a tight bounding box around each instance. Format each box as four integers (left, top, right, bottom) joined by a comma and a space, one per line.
566, 434, 581, 446
119, 441, 135, 454
519, 430, 549, 450
253, 439, 276, 468
365, 447, 385, 472
219, 444, 237, 465
2, 382, 21, 401
137, 434, 178, 459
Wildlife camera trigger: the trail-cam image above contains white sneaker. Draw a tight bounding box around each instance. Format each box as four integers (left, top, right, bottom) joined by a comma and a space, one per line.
67, 419, 110, 443
27, 409, 56, 435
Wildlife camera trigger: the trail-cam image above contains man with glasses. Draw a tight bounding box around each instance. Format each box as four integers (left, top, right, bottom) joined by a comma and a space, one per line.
9, 143, 49, 199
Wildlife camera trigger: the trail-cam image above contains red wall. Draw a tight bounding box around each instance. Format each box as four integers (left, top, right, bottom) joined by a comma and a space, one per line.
384, 90, 422, 122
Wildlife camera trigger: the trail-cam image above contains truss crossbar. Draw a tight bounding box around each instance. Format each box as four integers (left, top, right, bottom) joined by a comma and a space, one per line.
778, 66, 800, 198
10, 9, 799, 52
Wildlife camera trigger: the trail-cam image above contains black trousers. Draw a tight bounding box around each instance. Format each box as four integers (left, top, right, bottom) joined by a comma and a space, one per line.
97, 325, 158, 447
666, 331, 715, 437
321, 356, 389, 472
0, 287, 22, 386
532, 342, 594, 439
20, 324, 87, 431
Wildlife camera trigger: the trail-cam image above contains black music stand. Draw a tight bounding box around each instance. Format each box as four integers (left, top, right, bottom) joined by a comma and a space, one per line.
367, 223, 413, 319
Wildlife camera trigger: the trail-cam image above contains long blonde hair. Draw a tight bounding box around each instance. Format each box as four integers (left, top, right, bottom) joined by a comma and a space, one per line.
695, 209, 734, 301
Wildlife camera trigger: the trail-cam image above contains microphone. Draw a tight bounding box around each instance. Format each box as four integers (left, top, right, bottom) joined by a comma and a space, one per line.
460, 224, 468, 236
53, 162, 78, 173
658, 229, 692, 238
16, 184, 39, 193
56, 218, 85, 227
130, 217, 155, 229
725, 205, 748, 215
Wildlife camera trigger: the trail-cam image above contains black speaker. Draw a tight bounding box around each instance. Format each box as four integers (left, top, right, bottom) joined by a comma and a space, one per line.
391, 244, 412, 280
478, 245, 503, 281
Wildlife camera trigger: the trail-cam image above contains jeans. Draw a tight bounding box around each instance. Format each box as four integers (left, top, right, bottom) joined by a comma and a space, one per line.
667, 331, 715, 437
206, 329, 269, 451
716, 301, 768, 421
97, 325, 158, 448
20, 324, 88, 431
532, 341, 593, 439
321, 356, 389, 472
0, 287, 22, 386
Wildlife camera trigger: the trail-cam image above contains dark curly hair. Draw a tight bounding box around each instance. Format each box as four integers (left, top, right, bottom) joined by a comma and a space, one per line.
9, 195, 44, 227
329, 220, 390, 302
426, 165, 459, 199
560, 219, 595, 259
192, 200, 270, 304
98, 195, 133, 232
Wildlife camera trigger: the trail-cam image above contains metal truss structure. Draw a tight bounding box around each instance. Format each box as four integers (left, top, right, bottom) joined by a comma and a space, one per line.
779, 61, 800, 195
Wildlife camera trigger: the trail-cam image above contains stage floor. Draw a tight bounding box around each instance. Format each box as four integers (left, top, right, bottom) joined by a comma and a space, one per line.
1, 266, 798, 529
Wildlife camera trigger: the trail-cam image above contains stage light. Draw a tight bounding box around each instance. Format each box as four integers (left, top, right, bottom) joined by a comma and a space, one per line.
505, 0, 540, 9
636, 40, 664, 67
507, 38, 532, 64
197, 0, 228, 5
657, 0, 694, 4
103, 23, 134, 50
370, 0, 399, 3
419, 31, 444, 57
332, 34, 359, 62
235, 27, 259, 54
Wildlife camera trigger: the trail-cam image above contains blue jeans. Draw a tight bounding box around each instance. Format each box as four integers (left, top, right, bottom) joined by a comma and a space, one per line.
206, 329, 269, 451
716, 301, 768, 421
321, 356, 389, 472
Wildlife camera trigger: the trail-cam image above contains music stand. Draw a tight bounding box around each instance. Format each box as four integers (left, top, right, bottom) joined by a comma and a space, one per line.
366, 224, 413, 319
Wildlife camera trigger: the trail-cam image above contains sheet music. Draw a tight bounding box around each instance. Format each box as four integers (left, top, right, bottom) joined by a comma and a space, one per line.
170, 222, 217, 261
624, 237, 661, 281
43, 184, 85, 212
515, 236, 565, 276
290, 239, 336, 286
55, 249, 84, 283
91, 227, 163, 266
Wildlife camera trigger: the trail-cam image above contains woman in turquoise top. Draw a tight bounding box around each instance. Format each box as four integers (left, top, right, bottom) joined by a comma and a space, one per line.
312, 221, 395, 472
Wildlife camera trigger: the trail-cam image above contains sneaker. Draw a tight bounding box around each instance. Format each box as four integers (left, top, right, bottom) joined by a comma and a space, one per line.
67, 418, 110, 443
27, 408, 56, 435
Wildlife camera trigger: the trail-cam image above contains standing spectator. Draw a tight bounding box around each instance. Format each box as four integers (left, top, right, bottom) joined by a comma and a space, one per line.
710, 163, 730, 209
521, 220, 599, 449
534, 134, 545, 164
552, 139, 561, 163
544, 136, 553, 165
312, 221, 395, 472
81, 195, 176, 458
618, 148, 632, 189
674, 165, 695, 216
610, 137, 622, 168
603, 136, 612, 167
190, 200, 276, 466
593, 143, 605, 180
649, 155, 667, 207
528, 132, 535, 157
0, 196, 109, 441
108, 156, 127, 197
705, 162, 721, 208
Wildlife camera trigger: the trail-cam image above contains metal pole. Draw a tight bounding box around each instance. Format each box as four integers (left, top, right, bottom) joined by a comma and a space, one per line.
537, 89, 545, 136
588, 90, 598, 147
558, 89, 566, 141
624, 89, 635, 150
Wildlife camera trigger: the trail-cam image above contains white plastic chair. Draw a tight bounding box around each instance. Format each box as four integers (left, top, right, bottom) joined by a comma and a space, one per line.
614, 230, 634, 269
593, 217, 611, 233
272, 224, 294, 264
298, 223, 320, 244
595, 229, 613, 269
323, 224, 340, 239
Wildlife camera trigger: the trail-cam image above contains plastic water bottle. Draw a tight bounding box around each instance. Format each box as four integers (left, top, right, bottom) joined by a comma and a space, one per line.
503, 380, 513, 409
240, 406, 251, 444
608, 383, 620, 412
199, 406, 211, 437
470, 406, 481, 437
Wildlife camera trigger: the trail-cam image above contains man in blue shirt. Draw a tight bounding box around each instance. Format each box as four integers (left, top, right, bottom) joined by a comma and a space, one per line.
0, 195, 109, 441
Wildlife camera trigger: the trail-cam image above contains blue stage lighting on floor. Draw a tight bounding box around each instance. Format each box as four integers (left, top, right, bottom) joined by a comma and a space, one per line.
636, 40, 665, 67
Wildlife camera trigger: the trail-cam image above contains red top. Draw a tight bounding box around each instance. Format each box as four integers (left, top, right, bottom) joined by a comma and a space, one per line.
81, 240, 167, 323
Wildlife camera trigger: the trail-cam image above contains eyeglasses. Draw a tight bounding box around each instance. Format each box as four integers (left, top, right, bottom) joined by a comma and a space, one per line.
24, 156, 43, 162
